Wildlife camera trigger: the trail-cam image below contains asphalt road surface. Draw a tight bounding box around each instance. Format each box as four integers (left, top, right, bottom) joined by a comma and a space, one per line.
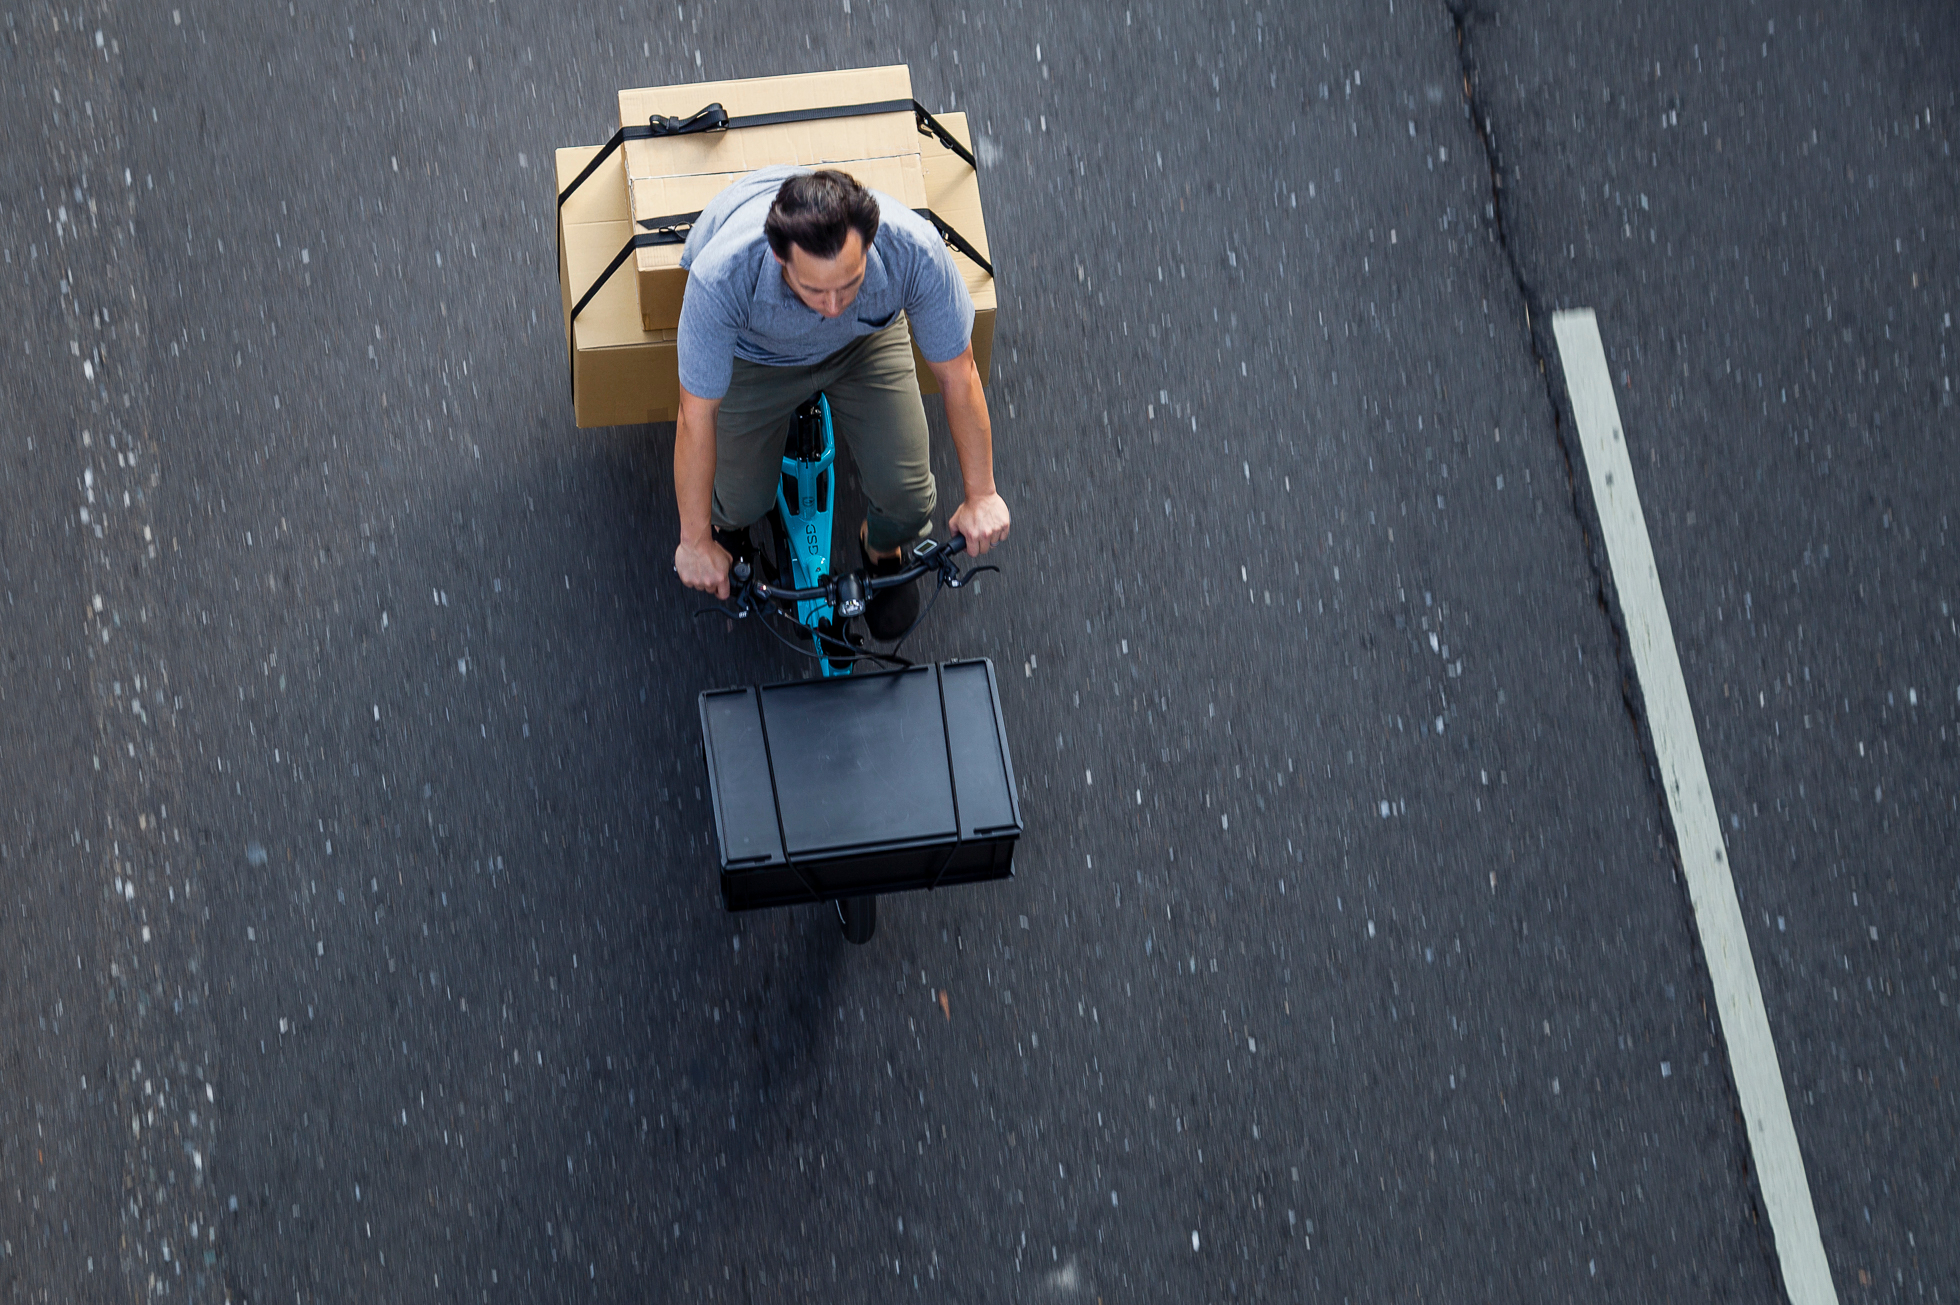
2, 1, 1954, 1301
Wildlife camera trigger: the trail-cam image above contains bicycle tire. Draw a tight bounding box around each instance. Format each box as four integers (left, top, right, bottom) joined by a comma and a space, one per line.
838, 894, 877, 945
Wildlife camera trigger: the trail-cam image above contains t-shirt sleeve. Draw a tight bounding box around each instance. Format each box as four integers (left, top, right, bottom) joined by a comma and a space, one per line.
900, 229, 976, 365
676, 272, 741, 401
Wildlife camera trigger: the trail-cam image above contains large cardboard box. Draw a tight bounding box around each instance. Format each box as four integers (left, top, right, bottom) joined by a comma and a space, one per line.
557, 144, 680, 428
915, 111, 995, 393
618, 66, 924, 330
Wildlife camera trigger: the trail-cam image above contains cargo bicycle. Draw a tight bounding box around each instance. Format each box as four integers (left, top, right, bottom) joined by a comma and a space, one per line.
695, 392, 1022, 944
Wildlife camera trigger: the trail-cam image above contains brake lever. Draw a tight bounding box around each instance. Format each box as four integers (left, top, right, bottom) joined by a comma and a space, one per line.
939, 561, 1000, 590
693, 580, 758, 621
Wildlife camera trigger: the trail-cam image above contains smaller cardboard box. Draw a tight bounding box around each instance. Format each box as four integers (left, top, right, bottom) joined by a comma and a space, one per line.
631, 151, 927, 333
557, 144, 680, 428
618, 65, 918, 180
914, 111, 995, 394
619, 66, 924, 329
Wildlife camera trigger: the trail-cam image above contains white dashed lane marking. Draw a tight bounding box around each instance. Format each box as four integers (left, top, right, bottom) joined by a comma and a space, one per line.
1553, 309, 1838, 1305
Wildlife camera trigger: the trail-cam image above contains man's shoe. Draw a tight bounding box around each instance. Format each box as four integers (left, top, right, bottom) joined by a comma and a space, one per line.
860, 540, 920, 641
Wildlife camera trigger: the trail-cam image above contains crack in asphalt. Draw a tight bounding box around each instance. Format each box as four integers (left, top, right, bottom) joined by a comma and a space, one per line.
1447, 0, 1666, 826
1444, 0, 1784, 1265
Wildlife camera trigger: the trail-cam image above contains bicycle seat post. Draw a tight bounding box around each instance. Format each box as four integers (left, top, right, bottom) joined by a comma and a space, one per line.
790, 393, 827, 463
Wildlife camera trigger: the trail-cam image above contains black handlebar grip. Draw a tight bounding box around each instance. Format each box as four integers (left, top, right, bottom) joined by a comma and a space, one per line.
944, 533, 968, 557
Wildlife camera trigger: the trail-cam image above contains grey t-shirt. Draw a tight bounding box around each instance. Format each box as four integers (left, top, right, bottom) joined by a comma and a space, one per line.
676, 164, 975, 400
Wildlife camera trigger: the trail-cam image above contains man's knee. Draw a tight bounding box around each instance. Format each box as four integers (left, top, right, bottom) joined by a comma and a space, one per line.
711, 472, 780, 532
864, 472, 936, 552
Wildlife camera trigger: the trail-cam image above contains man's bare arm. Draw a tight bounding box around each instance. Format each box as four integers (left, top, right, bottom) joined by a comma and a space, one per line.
926, 345, 1011, 555
673, 387, 732, 598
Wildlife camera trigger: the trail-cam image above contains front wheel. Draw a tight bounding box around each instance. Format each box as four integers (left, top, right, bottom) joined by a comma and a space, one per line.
837, 894, 877, 945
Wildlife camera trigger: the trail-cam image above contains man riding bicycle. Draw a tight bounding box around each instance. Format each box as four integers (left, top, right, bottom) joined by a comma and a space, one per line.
670, 166, 1010, 639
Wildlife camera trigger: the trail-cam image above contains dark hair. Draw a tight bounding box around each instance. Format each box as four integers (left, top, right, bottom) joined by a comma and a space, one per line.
765, 170, 881, 262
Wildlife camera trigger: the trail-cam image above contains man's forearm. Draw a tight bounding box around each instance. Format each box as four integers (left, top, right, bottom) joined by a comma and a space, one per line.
941, 357, 996, 499
674, 403, 718, 544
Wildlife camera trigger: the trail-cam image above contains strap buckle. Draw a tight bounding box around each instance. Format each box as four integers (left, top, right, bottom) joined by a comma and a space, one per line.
648, 103, 728, 136
635, 220, 695, 242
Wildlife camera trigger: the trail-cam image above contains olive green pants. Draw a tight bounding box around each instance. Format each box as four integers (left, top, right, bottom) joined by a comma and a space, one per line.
709, 316, 937, 555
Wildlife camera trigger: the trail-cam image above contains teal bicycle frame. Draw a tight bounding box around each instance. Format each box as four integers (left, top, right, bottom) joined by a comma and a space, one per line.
775, 394, 851, 676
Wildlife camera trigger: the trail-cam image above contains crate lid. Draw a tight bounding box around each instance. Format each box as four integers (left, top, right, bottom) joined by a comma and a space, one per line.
762, 667, 957, 858
699, 660, 1019, 871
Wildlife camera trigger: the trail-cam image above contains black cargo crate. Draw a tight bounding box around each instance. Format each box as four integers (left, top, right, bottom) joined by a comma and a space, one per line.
698, 659, 1022, 912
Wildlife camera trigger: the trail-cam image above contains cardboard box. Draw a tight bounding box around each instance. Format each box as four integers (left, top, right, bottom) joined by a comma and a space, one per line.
913, 111, 995, 394
619, 66, 924, 329
557, 143, 680, 428
630, 151, 927, 333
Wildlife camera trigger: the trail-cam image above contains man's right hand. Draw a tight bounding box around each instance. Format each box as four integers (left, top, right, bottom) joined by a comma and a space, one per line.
675, 535, 733, 600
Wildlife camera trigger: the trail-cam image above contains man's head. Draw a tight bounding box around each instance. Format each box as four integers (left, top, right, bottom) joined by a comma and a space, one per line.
765, 170, 881, 318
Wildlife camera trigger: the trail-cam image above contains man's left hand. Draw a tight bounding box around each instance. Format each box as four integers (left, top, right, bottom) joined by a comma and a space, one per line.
948, 492, 1011, 556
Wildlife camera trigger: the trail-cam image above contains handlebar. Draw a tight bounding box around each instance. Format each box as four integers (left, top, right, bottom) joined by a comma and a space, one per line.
698, 532, 996, 667
730, 534, 974, 619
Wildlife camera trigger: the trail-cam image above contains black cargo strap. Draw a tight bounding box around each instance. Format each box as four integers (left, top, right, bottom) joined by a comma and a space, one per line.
631, 211, 703, 242
912, 208, 993, 278
687, 97, 912, 132
910, 103, 978, 169
564, 231, 671, 328
557, 98, 978, 208
568, 206, 989, 335
646, 103, 729, 136
557, 124, 650, 209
